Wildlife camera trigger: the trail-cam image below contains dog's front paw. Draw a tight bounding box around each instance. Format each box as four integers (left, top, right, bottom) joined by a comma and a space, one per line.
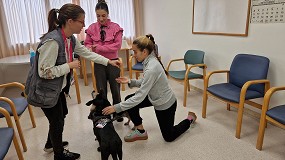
97, 147, 101, 152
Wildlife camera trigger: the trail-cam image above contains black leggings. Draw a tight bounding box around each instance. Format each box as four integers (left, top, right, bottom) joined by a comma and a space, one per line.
41, 91, 68, 154
125, 93, 191, 142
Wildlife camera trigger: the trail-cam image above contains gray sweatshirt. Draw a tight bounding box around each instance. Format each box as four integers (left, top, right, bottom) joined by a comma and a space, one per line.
114, 54, 176, 113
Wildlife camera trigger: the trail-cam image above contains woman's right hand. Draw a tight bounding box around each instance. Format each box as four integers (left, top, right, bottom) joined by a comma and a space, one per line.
68, 59, 80, 69
115, 77, 129, 84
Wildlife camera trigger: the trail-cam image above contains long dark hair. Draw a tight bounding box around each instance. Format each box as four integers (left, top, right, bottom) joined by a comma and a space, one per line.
41, 3, 85, 39
96, 0, 109, 13
133, 34, 167, 75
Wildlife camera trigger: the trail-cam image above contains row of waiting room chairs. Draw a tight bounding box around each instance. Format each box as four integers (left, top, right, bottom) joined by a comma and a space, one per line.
0, 82, 37, 160
165, 51, 285, 150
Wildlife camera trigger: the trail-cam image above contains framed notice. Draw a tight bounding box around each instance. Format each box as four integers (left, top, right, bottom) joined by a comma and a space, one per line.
192, 0, 251, 36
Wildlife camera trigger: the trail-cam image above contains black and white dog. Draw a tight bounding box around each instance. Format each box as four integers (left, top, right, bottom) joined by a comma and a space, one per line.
86, 90, 123, 160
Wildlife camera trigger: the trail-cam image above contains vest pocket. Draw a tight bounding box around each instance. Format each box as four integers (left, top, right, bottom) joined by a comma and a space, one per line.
34, 83, 59, 107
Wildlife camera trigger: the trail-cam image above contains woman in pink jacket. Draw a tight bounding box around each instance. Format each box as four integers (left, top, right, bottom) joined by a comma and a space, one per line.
84, 0, 124, 122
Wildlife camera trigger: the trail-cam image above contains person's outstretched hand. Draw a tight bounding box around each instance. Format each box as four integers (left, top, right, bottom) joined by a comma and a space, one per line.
108, 60, 121, 68
115, 77, 129, 84
102, 106, 116, 115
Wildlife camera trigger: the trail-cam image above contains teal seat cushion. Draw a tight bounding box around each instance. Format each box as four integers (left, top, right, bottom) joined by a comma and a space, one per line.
168, 70, 203, 80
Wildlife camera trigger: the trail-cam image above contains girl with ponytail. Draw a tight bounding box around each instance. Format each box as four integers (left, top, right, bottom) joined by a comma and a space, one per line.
27, 3, 120, 160
102, 34, 197, 143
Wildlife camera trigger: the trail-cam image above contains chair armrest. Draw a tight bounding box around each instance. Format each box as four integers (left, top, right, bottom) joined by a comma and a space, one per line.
0, 97, 18, 118
185, 64, 207, 78
0, 82, 25, 92
128, 55, 135, 71
204, 70, 230, 88
166, 58, 184, 72
0, 107, 14, 128
260, 86, 285, 112
240, 79, 271, 103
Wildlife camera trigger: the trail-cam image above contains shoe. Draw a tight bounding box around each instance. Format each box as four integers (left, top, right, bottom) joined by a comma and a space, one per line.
44, 141, 69, 152
124, 129, 148, 142
54, 149, 80, 160
188, 112, 197, 124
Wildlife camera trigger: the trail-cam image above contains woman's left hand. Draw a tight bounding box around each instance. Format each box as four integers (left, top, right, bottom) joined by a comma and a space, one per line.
102, 106, 116, 115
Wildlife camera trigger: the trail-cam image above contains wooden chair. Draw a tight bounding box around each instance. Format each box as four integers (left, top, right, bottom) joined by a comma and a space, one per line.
256, 86, 285, 150
0, 107, 24, 160
73, 68, 81, 104
166, 50, 206, 107
0, 82, 36, 152
202, 54, 270, 139
91, 57, 125, 92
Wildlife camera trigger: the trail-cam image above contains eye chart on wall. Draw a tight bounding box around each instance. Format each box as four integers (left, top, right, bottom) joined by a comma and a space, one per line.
251, 0, 285, 23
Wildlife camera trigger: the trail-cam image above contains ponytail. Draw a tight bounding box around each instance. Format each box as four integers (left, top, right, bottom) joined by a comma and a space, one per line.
134, 34, 168, 75
40, 9, 59, 39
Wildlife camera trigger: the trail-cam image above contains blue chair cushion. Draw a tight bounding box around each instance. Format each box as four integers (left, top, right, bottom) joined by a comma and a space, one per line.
168, 70, 203, 80
0, 127, 14, 160
229, 54, 269, 94
132, 62, 143, 71
0, 97, 28, 118
266, 105, 285, 125
207, 83, 263, 103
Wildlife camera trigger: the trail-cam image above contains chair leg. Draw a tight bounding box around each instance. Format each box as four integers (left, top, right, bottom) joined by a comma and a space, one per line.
82, 58, 88, 86
235, 104, 245, 139
187, 81, 190, 91
91, 61, 97, 92
14, 117, 27, 152
135, 72, 140, 79
79, 57, 84, 79
27, 105, 36, 128
183, 79, 188, 107
12, 133, 24, 160
256, 116, 267, 150
129, 69, 133, 79
227, 103, 231, 111
202, 91, 208, 118
119, 58, 125, 91
73, 69, 81, 104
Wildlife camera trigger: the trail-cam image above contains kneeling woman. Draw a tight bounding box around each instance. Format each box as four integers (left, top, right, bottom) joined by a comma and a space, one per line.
102, 34, 196, 142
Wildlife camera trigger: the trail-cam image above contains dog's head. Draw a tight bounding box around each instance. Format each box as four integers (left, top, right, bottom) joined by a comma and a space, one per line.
86, 90, 111, 120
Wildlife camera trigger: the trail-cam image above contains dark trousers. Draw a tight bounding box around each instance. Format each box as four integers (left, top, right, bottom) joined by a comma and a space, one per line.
41, 91, 68, 154
94, 62, 121, 104
125, 93, 191, 142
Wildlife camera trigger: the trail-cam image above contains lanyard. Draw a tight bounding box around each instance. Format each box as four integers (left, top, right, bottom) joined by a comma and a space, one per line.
61, 29, 73, 62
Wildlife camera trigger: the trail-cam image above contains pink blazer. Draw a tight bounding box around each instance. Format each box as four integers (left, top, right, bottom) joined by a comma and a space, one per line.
84, 19, 123, 60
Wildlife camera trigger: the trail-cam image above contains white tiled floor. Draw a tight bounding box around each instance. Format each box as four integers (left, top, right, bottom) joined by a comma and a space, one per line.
2, 75, 285, 160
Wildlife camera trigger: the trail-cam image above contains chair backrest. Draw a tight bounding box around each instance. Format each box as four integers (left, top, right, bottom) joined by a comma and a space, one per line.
229, 54, 270, 94
184, 50, 205, 65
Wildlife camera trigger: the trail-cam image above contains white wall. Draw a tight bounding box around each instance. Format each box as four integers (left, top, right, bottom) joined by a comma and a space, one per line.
141, 0, 285, 106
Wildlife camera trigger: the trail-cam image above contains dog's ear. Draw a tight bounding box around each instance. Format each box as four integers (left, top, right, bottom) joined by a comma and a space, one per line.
86, 100, 93, 106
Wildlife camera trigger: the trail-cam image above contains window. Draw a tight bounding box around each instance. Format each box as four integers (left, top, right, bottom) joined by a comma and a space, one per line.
2, 0, 48, 44
2, 0, 135, 46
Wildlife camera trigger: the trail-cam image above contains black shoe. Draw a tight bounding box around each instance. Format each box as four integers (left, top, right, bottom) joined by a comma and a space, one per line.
54, 149, 80, 160
44, 141, 69, 152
